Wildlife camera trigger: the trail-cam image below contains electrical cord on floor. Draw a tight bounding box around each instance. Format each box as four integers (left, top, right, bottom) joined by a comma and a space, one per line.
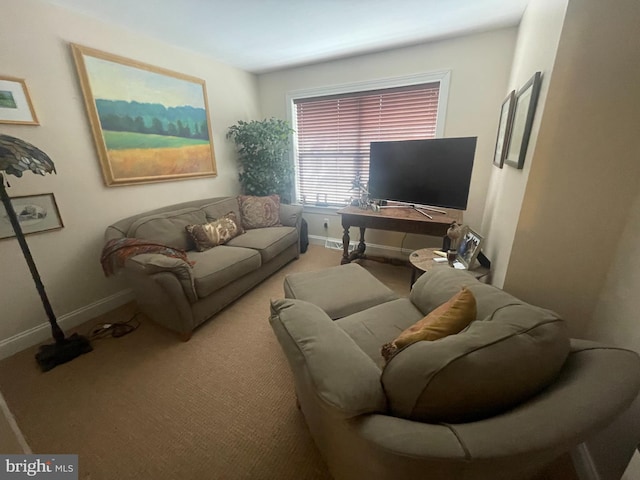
87, 312, 142, 340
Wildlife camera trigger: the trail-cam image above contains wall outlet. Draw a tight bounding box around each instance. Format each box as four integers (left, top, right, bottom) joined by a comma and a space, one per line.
323, 218, 329, 229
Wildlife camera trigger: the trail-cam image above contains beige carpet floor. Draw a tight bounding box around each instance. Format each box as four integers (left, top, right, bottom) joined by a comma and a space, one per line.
0, 245, 575, 479
0, 246, 409, 479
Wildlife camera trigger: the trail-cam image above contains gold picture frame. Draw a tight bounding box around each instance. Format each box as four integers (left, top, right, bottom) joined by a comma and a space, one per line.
71, 44, 217, 186
0, 76, 39, 125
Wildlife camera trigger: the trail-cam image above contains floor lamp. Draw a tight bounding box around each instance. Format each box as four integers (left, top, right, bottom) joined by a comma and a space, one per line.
0, 134, 91, 371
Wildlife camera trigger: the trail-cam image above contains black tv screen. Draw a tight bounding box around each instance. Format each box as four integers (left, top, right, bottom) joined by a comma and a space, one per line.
368, 137, 477, 210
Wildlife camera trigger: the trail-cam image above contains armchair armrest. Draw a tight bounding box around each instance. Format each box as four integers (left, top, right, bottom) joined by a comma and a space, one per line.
125, 253, 197, 303
270, 298, 387, 418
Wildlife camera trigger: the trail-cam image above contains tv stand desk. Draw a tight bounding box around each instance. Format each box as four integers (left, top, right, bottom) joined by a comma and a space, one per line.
337, 206, 463, 264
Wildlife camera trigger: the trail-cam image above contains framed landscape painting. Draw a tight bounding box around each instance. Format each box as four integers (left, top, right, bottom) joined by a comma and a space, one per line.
71, 44, 217, 186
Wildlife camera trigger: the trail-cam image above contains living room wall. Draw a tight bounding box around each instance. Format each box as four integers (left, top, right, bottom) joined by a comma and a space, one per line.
481, 0, 568, 288
496, 0, 640, 476
257, 28, 517, 254
0, 0, 259, 354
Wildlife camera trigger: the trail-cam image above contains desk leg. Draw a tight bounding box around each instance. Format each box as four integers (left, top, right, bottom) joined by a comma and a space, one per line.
341, 225, 351, 264
357, 227, 366, 256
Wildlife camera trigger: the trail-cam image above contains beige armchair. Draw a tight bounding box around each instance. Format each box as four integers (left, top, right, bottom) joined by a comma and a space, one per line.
270, 266, 640, 480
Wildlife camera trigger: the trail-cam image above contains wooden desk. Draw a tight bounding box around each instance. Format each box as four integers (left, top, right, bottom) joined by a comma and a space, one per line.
337, 206, 462, 264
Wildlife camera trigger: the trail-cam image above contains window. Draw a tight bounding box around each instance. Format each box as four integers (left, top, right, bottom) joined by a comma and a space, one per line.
289, 73, 449, 206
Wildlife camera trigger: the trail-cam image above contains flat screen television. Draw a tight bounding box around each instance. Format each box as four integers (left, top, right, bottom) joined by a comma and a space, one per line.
368, 136, 477, 211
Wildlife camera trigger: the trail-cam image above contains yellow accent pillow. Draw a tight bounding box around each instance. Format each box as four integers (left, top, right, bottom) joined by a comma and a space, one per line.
381, 287, 477, 361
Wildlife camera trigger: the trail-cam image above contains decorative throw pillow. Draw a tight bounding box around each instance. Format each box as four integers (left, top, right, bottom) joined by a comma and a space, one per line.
185, 211, 243, 252
238, 195, 281, 230
381, 287, 477, 361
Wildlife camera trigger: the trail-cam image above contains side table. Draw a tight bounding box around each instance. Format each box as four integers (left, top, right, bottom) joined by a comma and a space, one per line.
409, 248, 490, 286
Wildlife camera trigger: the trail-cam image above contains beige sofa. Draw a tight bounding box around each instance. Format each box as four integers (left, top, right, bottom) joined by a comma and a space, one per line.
105, 196, 302, 338
270, 265, 640, 480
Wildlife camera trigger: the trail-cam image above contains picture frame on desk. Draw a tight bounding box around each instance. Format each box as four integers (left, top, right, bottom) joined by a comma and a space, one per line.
457, 227, 484, 270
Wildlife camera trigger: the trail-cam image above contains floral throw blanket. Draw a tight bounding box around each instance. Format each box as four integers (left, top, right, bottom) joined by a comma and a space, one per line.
100, 238, 194, 277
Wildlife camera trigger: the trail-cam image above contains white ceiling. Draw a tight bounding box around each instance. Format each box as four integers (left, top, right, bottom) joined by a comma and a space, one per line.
44, 0, 530, 73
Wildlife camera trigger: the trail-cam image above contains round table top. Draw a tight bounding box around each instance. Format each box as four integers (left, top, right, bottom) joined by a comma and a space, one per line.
409, 248, 490, 279
409, 248, 446, 271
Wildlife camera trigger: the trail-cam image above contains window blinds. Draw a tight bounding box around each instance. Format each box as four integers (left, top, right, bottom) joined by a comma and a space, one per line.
294, 82, 441, 206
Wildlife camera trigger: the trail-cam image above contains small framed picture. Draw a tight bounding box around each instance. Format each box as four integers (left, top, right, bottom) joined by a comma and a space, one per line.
457, 227, 484, 270
492, 90, 515, 168
0, 193, 64, 240
0, 76, 39, 125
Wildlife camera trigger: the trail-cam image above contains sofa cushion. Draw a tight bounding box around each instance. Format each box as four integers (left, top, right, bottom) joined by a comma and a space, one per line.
188, 246, 261, 299
336, 298, 424, 366
201, 197, 243, 224
238, 194, 281, 229
185, 212, 243, 252
382, 287, 477, 361
381, 301, 570, 423
226, 226, 297, 263
128, 207, 207, 251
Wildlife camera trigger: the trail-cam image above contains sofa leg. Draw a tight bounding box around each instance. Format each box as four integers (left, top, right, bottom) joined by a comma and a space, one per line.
180, 331, 192, 342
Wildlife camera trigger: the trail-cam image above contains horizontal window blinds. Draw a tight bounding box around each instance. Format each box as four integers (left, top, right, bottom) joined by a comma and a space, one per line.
294, 82, 440, 206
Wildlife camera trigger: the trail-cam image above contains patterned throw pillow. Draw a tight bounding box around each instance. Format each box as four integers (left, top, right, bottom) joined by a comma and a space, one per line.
381, 287, 477, 361
237, 194, 281, 230
185, 212, 243, 252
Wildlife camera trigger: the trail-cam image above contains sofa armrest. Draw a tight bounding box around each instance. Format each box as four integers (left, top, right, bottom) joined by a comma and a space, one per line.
279, 203, 303, 230
270, 298, 387, 417
124, 253, 197, 303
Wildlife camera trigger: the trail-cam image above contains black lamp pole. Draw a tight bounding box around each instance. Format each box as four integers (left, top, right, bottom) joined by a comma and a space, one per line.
0, 133, 93, 372
0, 175, 66, 343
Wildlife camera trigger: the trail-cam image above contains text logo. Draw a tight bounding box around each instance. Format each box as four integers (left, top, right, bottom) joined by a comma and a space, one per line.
0, 455, 77, 480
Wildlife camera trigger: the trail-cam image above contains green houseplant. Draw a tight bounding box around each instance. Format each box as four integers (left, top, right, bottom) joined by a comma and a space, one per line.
227, 118, 295, 204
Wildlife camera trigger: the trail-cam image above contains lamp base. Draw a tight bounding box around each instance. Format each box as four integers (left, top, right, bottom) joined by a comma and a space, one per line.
35, 333, 93, 372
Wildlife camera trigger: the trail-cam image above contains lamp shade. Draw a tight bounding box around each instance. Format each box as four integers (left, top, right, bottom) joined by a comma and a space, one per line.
0, 134, 56, 178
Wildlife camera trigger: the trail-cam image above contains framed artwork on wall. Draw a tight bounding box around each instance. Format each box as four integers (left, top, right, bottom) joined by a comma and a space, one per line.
0, 76, 39, 125
492, 90, 515, 168
504, 71, 542, 170
71, 44, 217, 186
0, 193, 63, 240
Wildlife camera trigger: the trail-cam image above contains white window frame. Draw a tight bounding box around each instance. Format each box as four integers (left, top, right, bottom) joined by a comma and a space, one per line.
286, 70, 451, 209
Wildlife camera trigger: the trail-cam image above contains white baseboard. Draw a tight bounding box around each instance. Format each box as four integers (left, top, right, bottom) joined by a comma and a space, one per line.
0, 289, 134, 361
572, 443, 601, 480
309, 235, 413, 259
622, 450, 640, 480
0, 389, 31, 453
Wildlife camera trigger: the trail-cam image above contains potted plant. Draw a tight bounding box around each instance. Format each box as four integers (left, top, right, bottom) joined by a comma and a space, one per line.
226, 118, 295, 204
